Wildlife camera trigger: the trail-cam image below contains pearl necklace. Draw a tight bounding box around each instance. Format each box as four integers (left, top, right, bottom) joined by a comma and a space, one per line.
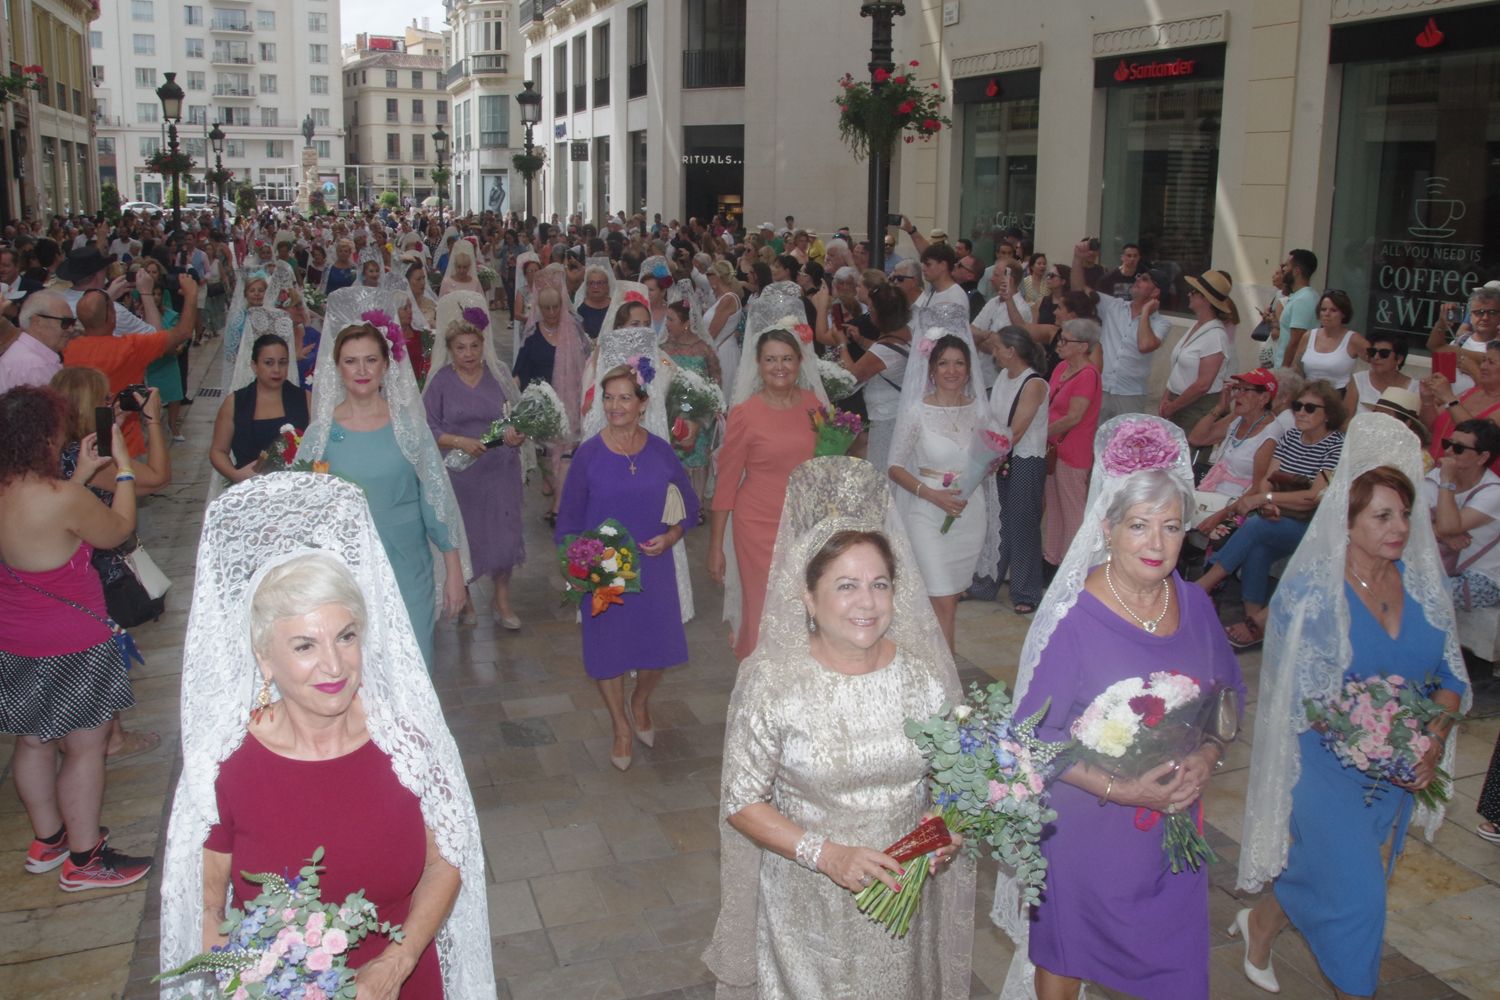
1104, 562, 1171, 633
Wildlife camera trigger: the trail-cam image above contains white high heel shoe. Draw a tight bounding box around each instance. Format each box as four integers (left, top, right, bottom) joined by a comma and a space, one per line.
1227, 907, 1280, 994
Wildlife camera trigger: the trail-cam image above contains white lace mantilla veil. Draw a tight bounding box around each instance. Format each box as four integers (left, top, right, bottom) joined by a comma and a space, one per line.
227, 309, 300, 394
159, 474, 494, 999
888, 301, 1001, 581
580, 322, 693, 623
223, 260, 297, 392
443, 238, 478, 288
426, 291, 539, 480
716, 281, 834, 648
702, 456, 974, 1000
380, 265, 436, 333
1238, 413, 1472, 892
573, 255, 615, 310
597, 277, 651, 343
511, 248, 542, 363
991, 414, 1197, 1000
301, 284, 473, 593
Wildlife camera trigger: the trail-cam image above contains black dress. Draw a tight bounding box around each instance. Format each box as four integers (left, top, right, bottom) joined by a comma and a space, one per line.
230, 381, 311, 468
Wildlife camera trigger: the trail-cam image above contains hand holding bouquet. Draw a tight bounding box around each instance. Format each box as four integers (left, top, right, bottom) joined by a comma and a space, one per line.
476, 264, 499, 291
855, 681, 1069, 937
155, 846, 402, 998
817, 357, 858, 403
1304, 674, 1460, 810
667, 366, 725, 455
809, 406, 863, 457
258, 424, 310, 473
557, 519, 641, 616
939, 424, 1011, 533
444, 382, 567, 472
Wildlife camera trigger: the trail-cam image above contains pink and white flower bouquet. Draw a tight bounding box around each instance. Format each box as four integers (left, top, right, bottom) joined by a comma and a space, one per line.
1304, 674, 1459, 810
1071, 671, 1227, 873
939, 424, 1011, 533
156, 846, 402, 999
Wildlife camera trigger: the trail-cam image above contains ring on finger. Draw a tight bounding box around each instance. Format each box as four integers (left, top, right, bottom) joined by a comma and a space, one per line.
859, 874, 872, 886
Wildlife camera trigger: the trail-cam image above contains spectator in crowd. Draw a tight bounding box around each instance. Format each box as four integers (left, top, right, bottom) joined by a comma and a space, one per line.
1274, 248, 1319, 367
1097, 243, 1145, 300
0, 291, 76, 393
1072, 240, 1171, 420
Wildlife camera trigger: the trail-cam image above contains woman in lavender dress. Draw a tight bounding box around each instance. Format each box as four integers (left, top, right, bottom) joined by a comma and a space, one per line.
424, 304, 526, 628
555, 355, 699, 772
1000, 416, 1245, 1000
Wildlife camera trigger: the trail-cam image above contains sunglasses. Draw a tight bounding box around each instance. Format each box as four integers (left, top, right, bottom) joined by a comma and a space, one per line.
1044, 271, 1059, 279
1288, 401, 1325, 414
1441, 438, 1480, 455
1365, 347, 1397, 360
39, 313, 79, 329
1231, 383, 1269, 393
890, 275, 913, 284
1473, 308, 1500, 318
1056, 336, 1086, 345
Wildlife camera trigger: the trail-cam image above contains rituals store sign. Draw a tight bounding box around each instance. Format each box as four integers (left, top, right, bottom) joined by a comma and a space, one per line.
1370, 176, 1486, 340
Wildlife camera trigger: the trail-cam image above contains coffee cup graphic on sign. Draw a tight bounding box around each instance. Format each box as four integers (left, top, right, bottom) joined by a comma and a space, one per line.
1410, 177, 1466, 239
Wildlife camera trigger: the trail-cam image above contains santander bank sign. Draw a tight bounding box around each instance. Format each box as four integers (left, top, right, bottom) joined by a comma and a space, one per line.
1112, 56, 1197, 82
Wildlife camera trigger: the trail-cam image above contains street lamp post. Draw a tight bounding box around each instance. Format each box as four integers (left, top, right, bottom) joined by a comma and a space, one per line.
861, 0, 905, 273
156, 71, 185, 234
209, 121, 226, 234
433, 123, 449, 228
516, 80, 542, 227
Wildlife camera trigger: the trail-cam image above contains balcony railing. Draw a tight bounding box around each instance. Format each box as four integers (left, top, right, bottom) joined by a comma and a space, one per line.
209, 19, 252, 32
386, 112, 400, 123
572, 82, 585, 112
683, 48, 745, 89
212, 85, 256, 98
411, 112, 424, 123
72, 89, 83, 115
472, 53, 507, 74
211, 52, 255, 66
593, 75, 609, 107
627, 62, 646, 99
520, 0, 535, 25
444, 59, 465, 88
553, 90, 566, 116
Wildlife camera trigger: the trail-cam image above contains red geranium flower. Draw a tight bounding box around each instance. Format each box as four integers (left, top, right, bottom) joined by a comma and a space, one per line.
893, 75, 907, 85
873, 67, 890, 83
1129, 694, 1168, 728
909, 60, 920, 67
897, 100, 916, 115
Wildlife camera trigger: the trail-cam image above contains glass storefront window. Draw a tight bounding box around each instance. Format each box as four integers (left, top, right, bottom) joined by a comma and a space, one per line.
1099, 76, 1223, 310
1329, 49, 1499, 355
959, 97, 1038, 262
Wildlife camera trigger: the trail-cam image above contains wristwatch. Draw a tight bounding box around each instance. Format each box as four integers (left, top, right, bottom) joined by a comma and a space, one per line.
1447, 399, 1462, 408
1439, 481, 1459, 492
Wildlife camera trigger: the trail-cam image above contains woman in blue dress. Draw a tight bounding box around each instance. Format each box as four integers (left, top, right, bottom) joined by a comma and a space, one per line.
1235, 415, 1471, 998
301, 286, 470, 668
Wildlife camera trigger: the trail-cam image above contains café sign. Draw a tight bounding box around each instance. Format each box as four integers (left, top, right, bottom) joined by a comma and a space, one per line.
1369, 176, 1484, 338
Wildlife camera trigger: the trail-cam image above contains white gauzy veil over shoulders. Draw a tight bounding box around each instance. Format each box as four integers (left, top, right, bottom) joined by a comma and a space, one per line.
159, 473, 493, 998
1238, 413, 1472, 893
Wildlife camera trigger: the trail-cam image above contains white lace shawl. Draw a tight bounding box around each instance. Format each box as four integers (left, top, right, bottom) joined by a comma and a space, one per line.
579, 322, 693, 623
992, 415, 1197, 1000
1238, 414, 1472, 892
887, 304, 1001, 584
227, 307, 301, 394
159, 474, 494, 998
301, 285, 473, 590
573, 256, 615, 310
702, 456, 973, 998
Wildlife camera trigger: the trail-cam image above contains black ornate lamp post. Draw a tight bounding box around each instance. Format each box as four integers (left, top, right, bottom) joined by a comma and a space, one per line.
516, 80, 542, 226
861, 0, 904, 272
208, 121, 226, 233
155, 71, 185, 233
433, 123, 449, 228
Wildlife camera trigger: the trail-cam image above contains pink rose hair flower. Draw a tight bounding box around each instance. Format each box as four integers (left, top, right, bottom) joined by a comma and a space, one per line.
1100, 419, 1181, 477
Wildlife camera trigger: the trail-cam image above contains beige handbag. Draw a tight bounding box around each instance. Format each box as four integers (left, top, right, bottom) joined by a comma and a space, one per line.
124, 545, 172, 600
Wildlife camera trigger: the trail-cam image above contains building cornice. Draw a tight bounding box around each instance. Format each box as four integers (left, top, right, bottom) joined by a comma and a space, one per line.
1092, 11, 1228, 57
952, 43, 1042, 79
1329, 0, 1486, 20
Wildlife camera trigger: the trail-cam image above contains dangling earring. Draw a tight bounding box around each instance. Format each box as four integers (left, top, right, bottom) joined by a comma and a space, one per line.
251, 676, 274, 723
806, 612, 818, 634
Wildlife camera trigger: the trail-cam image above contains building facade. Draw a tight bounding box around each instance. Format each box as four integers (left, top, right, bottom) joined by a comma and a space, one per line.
1, 0, 99, 224
442, 0, 527, 219
896, 0, 1499, 360
519, 0, 880, 230
343, 27, 448, 208
91, 0, 345, 207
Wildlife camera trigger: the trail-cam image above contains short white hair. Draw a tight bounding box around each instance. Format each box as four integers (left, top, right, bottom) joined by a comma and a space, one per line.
249, 552, 368, 655
833, 266, 860, 285
1103, 469, 1193, 527
19, 291, 70, 329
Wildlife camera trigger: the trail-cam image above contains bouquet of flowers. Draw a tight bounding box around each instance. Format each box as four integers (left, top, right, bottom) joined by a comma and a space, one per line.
476, 265, 499, 291
1304, 674, 1459, 810
258, 424, 309, 473
667, 366, 725, 453
855, 681, 1068, 937
938, 425, 1012, 533
809, 406, 863, 457
155, 846, 402, 998
444, 381, 567, 471
302, 285, 328, 316
557, 518, 641, 616
1070, 672, 1228, 873
817, 357, 858, 403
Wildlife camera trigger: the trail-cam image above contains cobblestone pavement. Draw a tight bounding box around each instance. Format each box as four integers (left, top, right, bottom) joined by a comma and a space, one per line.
1, 327, 1497, 1000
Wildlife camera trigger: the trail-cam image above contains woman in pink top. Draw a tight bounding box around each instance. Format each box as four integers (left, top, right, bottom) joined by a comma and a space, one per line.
709, 329, 818, 659
1044, 319, 1104, 566
0, 386, 150, 892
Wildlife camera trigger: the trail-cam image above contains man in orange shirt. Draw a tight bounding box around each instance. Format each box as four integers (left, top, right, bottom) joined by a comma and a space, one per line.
64, 274, 200, 456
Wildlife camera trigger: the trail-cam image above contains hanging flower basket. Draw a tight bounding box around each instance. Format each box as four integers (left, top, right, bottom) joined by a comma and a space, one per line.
0, 65, 44, 103
203, 166, 234, 188
145, 149, 196, 179
512, 151, 546, 179
834, 60, 952, 161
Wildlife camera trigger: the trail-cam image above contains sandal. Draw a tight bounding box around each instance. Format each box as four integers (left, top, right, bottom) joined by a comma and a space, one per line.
1225, 619, 1264, 650
106, 729, 161, 764
1013, 603, 1036, 616
1477, 823, 1500, 844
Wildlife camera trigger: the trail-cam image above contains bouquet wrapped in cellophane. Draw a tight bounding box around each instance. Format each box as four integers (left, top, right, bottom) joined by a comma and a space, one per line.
667, 366, 725, 453
817, 358, 858, 403
809, 406, 863, 457
557, 518, 642, 616
938, 424, 1011, 533
258, 424, 310, 473
443, 381, 567, 471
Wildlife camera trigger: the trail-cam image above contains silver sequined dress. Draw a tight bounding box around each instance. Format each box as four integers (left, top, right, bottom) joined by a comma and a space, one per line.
721, 647, 969, 999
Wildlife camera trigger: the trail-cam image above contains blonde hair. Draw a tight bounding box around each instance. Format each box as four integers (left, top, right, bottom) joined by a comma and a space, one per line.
249, 552, 368, 655
49, 366, 109, 443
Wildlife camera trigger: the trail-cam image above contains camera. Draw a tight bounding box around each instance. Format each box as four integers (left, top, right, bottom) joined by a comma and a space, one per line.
116, 385, 151, 412
886, 213, 903, 227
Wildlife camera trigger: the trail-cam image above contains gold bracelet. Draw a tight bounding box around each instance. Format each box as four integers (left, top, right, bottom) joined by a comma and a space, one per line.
1098, 774, 1115, 806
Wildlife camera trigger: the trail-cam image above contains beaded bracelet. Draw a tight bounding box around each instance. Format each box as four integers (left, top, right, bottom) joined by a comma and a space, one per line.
794, 831, 827, 873
115, 473, 136, 483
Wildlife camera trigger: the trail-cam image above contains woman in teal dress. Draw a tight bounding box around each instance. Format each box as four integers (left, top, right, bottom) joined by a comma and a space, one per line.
659, 300, 722, 504
1236, 415, 1470, 999
301, 290, 470, 667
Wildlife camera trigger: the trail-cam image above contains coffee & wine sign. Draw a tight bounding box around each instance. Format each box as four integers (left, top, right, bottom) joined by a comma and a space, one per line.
1370, 176, 1487, 340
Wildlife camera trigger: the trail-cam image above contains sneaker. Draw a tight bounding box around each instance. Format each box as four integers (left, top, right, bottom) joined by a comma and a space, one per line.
58, 840, 151, 892
25, 826, 108, 874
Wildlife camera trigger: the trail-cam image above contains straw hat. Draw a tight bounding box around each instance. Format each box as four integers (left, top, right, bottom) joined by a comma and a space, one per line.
1184, 269, 1235, 314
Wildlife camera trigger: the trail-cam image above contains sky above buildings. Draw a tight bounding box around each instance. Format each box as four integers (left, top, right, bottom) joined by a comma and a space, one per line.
341, 0, 449, 45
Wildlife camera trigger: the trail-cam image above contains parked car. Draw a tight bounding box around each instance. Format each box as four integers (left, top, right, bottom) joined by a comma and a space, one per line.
184, 193, 238, 220
119, 201, 164, 217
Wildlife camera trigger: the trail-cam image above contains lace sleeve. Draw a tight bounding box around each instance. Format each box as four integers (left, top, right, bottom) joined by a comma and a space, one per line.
887, 407, 922, 475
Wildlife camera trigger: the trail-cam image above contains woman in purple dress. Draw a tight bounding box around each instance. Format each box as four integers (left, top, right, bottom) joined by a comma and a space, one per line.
555, 359, 699, 772
424, 302, 527, 628
999, 416, 1246, 999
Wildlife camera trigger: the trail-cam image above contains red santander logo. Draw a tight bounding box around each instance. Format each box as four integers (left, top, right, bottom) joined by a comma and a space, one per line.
1113, 59, 1130, 82
1415, 17, 1444, 49
1112, 56, 1197, 83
